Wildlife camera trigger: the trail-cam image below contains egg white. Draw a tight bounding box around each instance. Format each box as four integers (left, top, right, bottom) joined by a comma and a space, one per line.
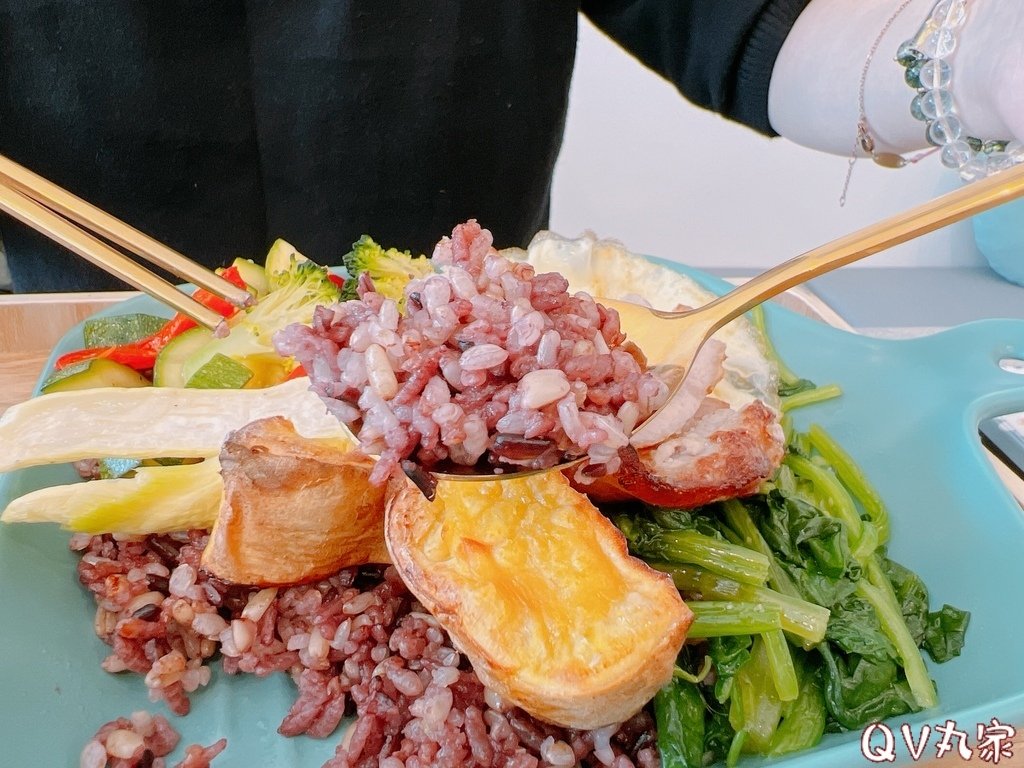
503, 230, 779, 412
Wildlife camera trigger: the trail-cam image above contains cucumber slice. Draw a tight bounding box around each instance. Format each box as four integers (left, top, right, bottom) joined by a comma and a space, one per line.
264, 238, 308, 290
152, 327, 214, 387
98, 457, 143, 479
40, 359, 151, 394
40, 360, 91, 390
231, 257, 269, 297
97, 456, 202, 480
83, 313, 168, 348
185, 353, 254, 389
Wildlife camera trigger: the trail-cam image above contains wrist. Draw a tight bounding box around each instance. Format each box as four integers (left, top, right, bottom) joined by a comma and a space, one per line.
860, 0, 938, 155
947, 2, 1017, 141
768, 0, 936, 156
894, 0, 1023, 179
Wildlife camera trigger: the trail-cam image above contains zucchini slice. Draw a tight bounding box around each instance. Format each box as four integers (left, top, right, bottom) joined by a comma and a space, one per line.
41, 359, 150, 394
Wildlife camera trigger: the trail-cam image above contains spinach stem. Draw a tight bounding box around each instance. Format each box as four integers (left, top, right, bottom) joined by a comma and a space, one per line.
783, 453, 864, 544
807, 423, 890, 545
642, 528, 771, 586
861, 559, 938, 709
688, 601, 783, 637
781, 384, 843, 412
651, 561, 828, 644
762, 629, 799, 702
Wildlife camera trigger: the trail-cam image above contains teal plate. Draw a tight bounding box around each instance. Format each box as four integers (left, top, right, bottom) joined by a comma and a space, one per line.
2, 262, 1024, 767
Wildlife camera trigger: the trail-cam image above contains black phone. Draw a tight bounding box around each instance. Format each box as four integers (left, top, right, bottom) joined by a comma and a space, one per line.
979, 412, 1024, 484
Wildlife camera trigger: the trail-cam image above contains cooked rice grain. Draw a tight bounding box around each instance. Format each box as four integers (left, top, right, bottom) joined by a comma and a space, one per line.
275, 220, 668, 484
76, 535, 660, 768
81, 711, 225, 768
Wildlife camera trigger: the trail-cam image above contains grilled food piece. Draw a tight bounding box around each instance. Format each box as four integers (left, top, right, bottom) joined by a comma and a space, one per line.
385, 471, 693, 729
588, 400, 785, 507
202, 417, 389, 585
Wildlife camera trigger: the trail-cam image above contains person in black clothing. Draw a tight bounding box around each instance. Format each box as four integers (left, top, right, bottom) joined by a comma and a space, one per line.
1, 1, 1021, 291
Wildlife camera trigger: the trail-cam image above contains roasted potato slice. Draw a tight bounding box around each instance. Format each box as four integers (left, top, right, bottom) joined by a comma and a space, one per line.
202, 417, 389, 585
386, 470, 693, 729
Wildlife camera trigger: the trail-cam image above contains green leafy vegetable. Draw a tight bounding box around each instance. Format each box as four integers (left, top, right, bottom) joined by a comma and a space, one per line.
765, 653, 826, 756
608, 309, 972, 765
654, 678, 706, 768
652, 562, 829, 645
781, 383, 843, 412
708, 636, 753, 704
762, 628, 799, 702
826, 594, 898, 661
923, 604, 971, 663
817, 645, 916, 730
807, 424, 890, 545
881, 557, 932, 644
777, 378, 818, 398
729, 636, 784, 753
704, 707, 737, 766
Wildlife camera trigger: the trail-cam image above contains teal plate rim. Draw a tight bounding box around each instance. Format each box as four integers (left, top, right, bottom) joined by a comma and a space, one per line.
2, 260, 1024, 767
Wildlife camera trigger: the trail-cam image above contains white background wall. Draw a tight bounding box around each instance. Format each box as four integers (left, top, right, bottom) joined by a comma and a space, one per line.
550, 17, 984, 272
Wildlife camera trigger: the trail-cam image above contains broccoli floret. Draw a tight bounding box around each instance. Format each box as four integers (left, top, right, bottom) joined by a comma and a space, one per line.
242, 259, 342, 342
341, 235, 433, 305
182, 250, 342, 386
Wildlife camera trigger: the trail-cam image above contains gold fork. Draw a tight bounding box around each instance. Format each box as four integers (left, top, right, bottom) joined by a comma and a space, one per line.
439, 161, 1024, 480
613, 162, 1024, 448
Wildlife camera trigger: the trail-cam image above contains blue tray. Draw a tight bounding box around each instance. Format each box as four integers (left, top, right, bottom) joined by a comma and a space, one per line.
2, 262, 1023, 766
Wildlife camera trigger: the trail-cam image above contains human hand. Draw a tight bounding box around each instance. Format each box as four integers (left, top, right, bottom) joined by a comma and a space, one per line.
769, 0, 1024, 158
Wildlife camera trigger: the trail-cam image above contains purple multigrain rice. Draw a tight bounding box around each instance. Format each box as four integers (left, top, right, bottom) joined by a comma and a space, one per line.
274, 220, 669, 484
75, 534, 660, 768
81, 710, 225, 768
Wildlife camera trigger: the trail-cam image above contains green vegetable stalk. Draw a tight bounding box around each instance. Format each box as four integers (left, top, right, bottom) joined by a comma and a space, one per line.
611, 310, 972, 765
807, 424, 890, 545
688, 601, 783, 638
616, 515, 770, 586
652, 562, 828, 645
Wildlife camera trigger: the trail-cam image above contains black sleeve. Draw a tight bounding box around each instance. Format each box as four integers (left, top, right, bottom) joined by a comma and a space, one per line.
580, 0, 812, 135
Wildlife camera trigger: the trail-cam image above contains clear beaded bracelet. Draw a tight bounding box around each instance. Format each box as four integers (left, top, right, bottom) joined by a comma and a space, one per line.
897, 0, 1024, 181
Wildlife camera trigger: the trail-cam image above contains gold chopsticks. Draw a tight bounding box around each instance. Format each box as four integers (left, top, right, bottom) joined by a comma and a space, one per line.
0, 154, 253, 334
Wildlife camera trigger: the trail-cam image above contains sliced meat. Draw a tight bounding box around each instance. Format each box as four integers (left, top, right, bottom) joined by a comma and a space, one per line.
583, 400, 784, 508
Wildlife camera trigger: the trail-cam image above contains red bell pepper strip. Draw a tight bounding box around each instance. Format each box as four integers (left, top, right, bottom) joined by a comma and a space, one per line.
53, 265, 253, 371
53, 345, 164, 370
189, 265, 248, 318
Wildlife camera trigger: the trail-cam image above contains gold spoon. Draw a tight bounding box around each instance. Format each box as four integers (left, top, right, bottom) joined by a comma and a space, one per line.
434, 161, 1024, 483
